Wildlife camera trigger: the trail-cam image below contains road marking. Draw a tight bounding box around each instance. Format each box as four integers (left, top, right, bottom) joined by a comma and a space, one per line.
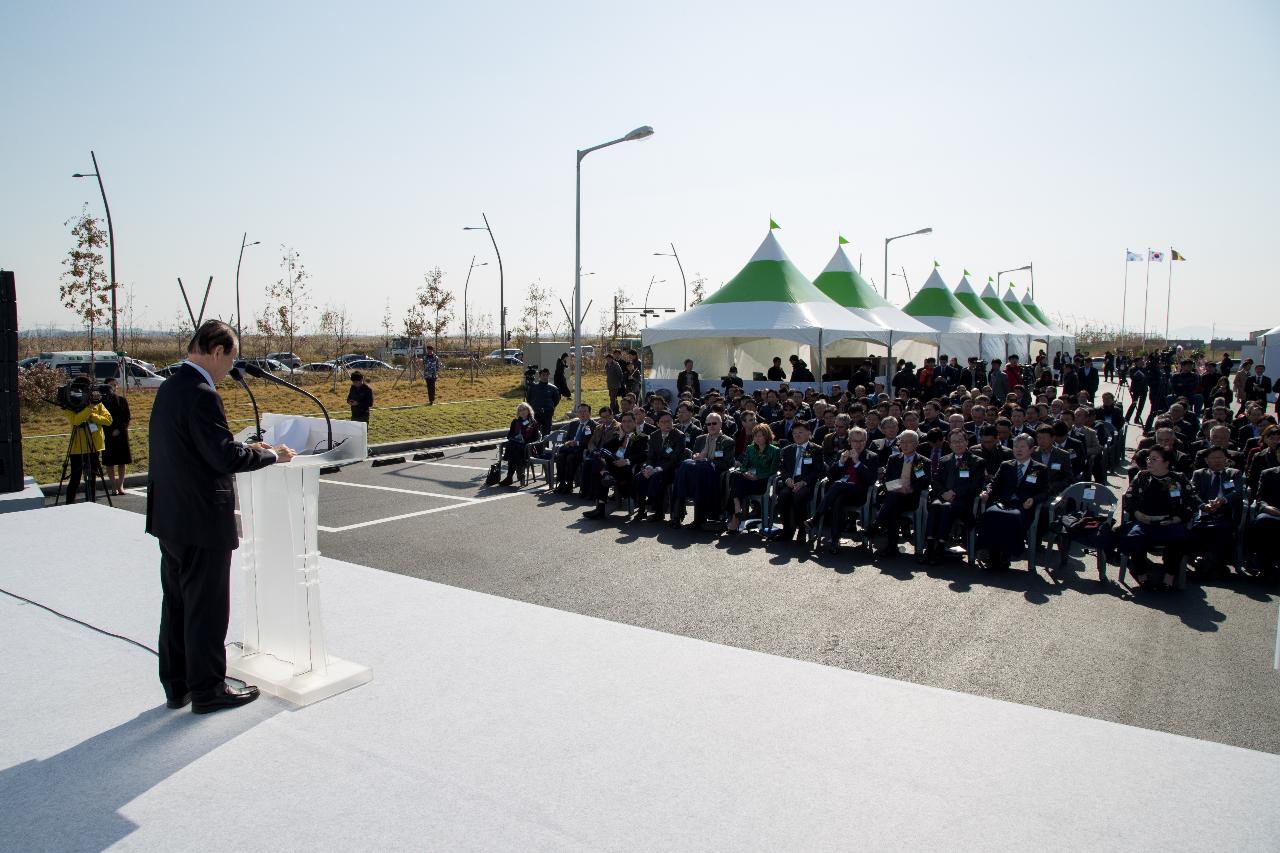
410, 460, 491, 472
319, 479, 480, 502
317, 491, 530, 532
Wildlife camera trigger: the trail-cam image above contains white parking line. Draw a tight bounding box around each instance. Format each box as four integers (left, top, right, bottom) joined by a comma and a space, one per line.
317, 491, 530, 533
320, 479, 480, 502
410, 460, 491, 472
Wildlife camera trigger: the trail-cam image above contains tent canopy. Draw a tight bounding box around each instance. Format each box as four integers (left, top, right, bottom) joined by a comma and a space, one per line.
1003, 287, 1051, 333
812, 245, 935, 338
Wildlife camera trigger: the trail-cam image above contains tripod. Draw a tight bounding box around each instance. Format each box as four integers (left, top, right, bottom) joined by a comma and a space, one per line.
52, 420, 114, 507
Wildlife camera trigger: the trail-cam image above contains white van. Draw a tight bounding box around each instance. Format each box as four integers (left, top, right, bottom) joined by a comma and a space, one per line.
36, 351, 166, 389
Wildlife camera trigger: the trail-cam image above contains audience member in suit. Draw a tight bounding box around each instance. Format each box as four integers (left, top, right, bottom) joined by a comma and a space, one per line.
727, 424, 781, 534
1246, 425, 1280, 491
1192, 425, 1244, 471
769, 401, 802, 447
1077, 357, 1100, 398
676, 359, 702, 398
923, 430, 985, 563
1187, 447, 1245, 577
1050, 421, 1088, 481
671, 413, 735, 527
975, 434, 1050, 571
1030, 426, 1073, 497
870, 416, 902, 468
146, 320, 292, 714
634, 412, 687, 522
805, 427, 878, 553
583, 412, 648, 519
1245, 465, 1280, 579
772, 422, 824, 543
868, 429, 930, 558
1118, 445, 1201, 590
674, 403, 703, 443
554, 404, 597, 493
971, 424, 1013, 483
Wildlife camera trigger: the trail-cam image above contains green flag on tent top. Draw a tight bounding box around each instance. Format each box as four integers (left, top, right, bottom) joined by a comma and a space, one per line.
933, 260, 940, 268
769, 218, 780, 230
963, 269, 970, 276
838, 235, 849, 245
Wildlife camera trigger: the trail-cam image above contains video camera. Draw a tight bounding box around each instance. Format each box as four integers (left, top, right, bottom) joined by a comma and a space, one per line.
54, 381, 110, 411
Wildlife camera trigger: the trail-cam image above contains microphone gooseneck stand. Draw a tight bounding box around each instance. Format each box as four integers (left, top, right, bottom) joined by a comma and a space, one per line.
242, 364, 334, 451
229, 367, 263, 441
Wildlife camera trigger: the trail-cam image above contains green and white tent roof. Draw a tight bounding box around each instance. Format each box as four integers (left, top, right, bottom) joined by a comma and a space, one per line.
1020, 291, 1065, 335
900, 268, 986, 334
1003, 287, 1052, 333
981, 282, 1039, 332
955, 275, 1018, 335
642, 231, 890, 348
812, 245, 934, 338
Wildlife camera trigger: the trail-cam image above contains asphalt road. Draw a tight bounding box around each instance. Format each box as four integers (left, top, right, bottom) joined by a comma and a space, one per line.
97, 385, 1280, 754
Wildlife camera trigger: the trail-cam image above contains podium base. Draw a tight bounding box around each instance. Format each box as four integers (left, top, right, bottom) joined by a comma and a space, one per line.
227, 649, 372, 707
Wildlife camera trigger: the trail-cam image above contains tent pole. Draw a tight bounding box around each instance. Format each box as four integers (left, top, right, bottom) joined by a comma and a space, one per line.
817, 329, 824, 390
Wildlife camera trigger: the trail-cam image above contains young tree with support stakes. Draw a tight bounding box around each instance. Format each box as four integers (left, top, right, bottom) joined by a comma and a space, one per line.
257, 246, 311, 358
317, 304, 353, 391
521, 280, 552, 342
59, 205, 110, 363
415, 266, 453, 351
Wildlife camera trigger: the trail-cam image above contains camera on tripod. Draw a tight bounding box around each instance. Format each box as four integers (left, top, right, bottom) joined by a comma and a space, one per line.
54, 380, 110, 411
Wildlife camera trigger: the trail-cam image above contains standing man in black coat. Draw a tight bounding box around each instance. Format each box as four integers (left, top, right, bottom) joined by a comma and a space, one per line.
676, 359, 702, 398
147, 320, 295, 714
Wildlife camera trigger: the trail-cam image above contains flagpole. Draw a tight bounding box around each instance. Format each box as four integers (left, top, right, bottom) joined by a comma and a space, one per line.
1141, 248, 1151, 347
1164, 249, 1174, 340
1120, 251, 1129, 347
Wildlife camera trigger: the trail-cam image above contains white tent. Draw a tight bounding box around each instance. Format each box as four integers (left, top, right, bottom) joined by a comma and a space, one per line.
952, 274, 1012, 365
1020, 291, 1075, 359
1003, 287, 1053, 361
642, 231, 890, 390
980, 282, 1036, 361
1262, 325, 1280, 381
896, 268, 988, 368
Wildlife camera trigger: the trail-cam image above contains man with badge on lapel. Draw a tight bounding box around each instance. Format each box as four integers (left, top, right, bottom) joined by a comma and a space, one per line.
147, 320, 296, 714
976, 434, 1049, 571
773, 421, 822, 543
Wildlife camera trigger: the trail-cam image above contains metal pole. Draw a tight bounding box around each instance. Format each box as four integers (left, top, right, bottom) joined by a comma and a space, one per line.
1029, 261, 1035, 301
1141, 249, 1151, 346
882, 238, 890, 300
89, 151, 117, 351
573, 155, 583, 408
671, 243, 687, 311
481, 213, 504, 354
463, 254, 476, 353
1164, 251, 1173, 340
235, 233, 248, 343
1120, 253, 1129, 347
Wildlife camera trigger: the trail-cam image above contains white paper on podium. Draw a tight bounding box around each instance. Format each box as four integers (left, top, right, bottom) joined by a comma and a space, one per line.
263, 417, 311, 452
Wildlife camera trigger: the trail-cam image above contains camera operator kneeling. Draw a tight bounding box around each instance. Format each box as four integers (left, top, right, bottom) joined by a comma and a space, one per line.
63, 375, 113, 503
1119, 445, 1200, 591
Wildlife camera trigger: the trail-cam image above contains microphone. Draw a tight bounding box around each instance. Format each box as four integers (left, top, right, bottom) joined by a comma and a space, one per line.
242, 363, 334, 451
228, 367, 263, 442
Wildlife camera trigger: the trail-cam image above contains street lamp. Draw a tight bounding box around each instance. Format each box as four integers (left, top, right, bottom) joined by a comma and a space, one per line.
643, 276, 666, 328
653, 243, 687, 311
883, 227, 932, 300
235, 233, 261, 343
574, 124, 654, 407
72, 151, 118, 350
462, 255, 488, 353
997, 264, 1033, 299
464, 213, 504, 354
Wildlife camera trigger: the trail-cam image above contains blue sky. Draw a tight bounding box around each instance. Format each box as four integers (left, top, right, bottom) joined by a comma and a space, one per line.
3, 0, 1277, 341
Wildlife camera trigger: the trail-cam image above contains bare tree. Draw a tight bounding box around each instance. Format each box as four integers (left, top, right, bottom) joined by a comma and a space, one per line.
612, 286, 638, 339
317, 304, 354, 391
401, 303, 425, 381
380, 298, 395, 350
521, 280, 552, 341
689, 274, 707, 306
58, 205, 110, 360
257, 246, 311, 357
415, 266, 454, 350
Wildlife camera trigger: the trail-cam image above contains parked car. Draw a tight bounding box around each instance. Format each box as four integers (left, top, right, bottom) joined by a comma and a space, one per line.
335, 353, 371, 366
235, 357, 287, 373
266, 352, 302, 369
484, 348, 524, 365
18, 356, 40, 369
341, 358, 393, 371
300, 361, 337, 372
33, 351, 165, 389
156, 362, 185, 377
567, 345, 595, 359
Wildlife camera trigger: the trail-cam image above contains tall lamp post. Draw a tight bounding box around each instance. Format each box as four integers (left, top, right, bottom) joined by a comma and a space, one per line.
643, 276, 666, 328
883, 227, 932, 300
464, 213, 504, 354
998, 264, 1033, 300
73, 151, 118, 351
653, 243, 687, 311
462, 255, 488, 353
235, 233, 261, 343
574, 124, 655, 407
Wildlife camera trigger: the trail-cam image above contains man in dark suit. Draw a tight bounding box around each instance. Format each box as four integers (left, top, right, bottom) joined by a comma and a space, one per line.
147, 320, 294, 715
635, 412, 686, 522
1076, 356, 1100, 398
1192, 425, 1244, 471
1031, 426, 1073, 497
923, 430, 985, 563
971, 424, 1013, 483
869, 429, 930, 557
1051, 421, 1088, 482
976, 434, 1049, 570
554, 403, 597, 492
1188, 447, 1245, 577
676, 359, 702, 398
770, 401, 802, 447
773, 422, 824, 542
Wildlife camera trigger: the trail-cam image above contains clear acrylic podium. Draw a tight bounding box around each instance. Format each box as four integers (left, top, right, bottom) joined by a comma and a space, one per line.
229, 413, 372, 705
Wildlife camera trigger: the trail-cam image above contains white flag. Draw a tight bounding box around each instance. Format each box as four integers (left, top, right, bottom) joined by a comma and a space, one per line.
1126, 250, 1144, 262
1149, 250, 1165, 262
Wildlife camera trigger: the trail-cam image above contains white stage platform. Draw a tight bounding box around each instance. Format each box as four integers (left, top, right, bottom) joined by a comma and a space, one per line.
2, 503, 1278, 852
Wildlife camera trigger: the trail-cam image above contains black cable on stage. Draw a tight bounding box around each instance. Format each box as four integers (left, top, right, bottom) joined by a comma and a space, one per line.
0, 586, 159, 656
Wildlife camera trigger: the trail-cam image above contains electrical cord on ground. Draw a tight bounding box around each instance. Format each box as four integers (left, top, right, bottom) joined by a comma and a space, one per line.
0, 585, 159, 656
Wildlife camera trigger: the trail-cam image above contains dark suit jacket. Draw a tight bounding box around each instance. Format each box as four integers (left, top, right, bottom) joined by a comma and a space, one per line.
645, 428, 687, 473
146, 364, 276, 551
1078, 365, 1100, 396
1031, 447, 1074, 496
778, 441, 824, 490
930, 452, 984, 506
677, 370, 702, 398
770, 418, 801, 445
987, 458, 1050, 508
880, 452, 930, 495
1192, 445, 1244, 471
1190, 467, 1245, 517
971, 442, 1014, 482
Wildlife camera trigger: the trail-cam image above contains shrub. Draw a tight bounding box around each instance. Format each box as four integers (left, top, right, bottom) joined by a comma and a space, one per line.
17, 364, 65, 423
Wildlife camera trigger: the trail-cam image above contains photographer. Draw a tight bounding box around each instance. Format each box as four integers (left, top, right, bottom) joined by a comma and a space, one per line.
62, 374, 113, 503
100, 377, 132, 496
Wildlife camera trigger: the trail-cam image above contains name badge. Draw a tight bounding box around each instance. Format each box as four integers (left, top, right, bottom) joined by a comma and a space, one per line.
615, 449, 625, 458
959, 470, 970, 478
802, 457, 812, 465
1083, 488, 1096, 500
914, 469, 926, 478
584, 428, 591, 436
1223, 481, 1234, 490
664, 447, 672, 455
1026, 474, 1038, 484
1051, 463, 1061, 470
714, 450, 724, 458
1170, 489, 1181, 498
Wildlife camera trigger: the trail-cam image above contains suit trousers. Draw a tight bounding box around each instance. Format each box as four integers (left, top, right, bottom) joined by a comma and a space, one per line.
875, 490, 920, 548
674, 459, 719, 520
926, 498, 974, 542
775, 483, 813, 537
1118, 521, 1190, 572
158, 539, 233, 698
555, 446, 584, 486
813, 480, 868, 537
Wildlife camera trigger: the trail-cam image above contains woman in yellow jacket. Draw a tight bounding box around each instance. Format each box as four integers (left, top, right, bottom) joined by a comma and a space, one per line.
62, 376, 113, 503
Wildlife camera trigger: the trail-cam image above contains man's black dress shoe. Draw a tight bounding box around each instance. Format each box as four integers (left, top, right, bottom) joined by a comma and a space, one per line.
192, 682, 260, 715
166, 692, 192, 709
